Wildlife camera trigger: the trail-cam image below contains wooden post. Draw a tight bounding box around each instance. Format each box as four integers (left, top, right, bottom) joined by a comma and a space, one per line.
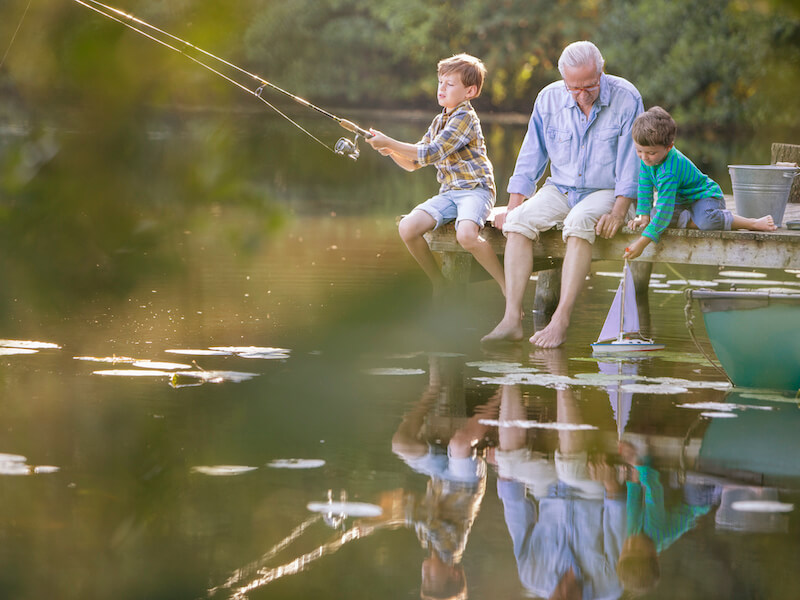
629, 261, 653, 335
440, 252, 474, 285
533, 268, 561, 329
771, 143, 800, 204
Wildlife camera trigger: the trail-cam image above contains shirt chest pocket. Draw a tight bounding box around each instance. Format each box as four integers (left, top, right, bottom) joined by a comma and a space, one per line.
592, 127, 619, 167
545, 127, 573, 166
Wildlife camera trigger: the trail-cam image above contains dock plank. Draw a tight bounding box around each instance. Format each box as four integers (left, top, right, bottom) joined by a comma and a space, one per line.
425, 198, 800, 271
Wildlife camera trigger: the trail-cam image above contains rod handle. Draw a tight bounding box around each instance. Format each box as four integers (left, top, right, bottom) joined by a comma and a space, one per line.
339, 119, 372, 138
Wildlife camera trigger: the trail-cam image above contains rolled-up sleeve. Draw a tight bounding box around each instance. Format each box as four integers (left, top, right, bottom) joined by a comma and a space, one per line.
507, 105, 549, 198
416, 112, 474, 166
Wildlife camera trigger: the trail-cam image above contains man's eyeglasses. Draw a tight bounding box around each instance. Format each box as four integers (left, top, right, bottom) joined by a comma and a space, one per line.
564, 81, 600, 95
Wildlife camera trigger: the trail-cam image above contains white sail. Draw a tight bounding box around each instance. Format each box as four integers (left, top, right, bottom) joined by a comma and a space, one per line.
595, 265, 640, 343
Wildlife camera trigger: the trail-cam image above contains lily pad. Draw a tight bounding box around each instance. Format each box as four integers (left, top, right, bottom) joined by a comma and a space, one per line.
717, 270, 767, 278
620, 383, 689, 394
306, 501, 382, 518
132, 360, 192, 370
0, 339, 61, 349
172, 370, 259, 384
0, 348, 37, 356
191, 465, 258, 476
365, 368, 426, 376
478, 419, 597, 431
165, 349, 232, 356
267, 459, 326, 469
701, 412, 738, 419
731, 500, 794, 513
93, 369, 175, 377
74, 356, 137, 364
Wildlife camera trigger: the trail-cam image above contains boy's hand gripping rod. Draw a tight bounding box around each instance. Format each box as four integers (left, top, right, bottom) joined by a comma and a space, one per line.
69, 0, 371, 160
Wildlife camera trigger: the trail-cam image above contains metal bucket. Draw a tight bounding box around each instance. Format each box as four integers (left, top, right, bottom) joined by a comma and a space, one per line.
728, 165, 800, 227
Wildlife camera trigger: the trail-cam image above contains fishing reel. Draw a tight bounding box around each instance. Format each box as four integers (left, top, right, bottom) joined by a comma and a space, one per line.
335, 135, 361, 161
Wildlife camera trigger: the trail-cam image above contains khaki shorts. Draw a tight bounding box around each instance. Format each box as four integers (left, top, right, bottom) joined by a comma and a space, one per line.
496, 448, 605, 499
503, 185, 632, 244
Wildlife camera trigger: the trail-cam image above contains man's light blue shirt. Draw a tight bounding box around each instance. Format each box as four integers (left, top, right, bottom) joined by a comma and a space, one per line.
507, 73, 643, 207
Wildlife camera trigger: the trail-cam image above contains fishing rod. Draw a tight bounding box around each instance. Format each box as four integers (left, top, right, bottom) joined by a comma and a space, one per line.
67, 0, 371, 160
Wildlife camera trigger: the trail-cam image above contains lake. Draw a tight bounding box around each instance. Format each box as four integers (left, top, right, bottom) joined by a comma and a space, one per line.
1, 110, 799, 599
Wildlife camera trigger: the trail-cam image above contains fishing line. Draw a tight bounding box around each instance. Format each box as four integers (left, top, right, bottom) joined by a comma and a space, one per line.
68, 0, 369, 159
0, 0, 33, 70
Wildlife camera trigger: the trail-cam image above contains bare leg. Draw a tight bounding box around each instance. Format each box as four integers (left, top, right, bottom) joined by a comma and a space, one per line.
398, 210, 445, 291
456, 221, 506, 296
530, 236, 592, 348
732, 214, 776, 231
481, 232, 533, 343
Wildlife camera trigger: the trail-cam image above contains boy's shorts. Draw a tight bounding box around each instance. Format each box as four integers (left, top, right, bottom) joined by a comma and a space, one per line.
413, 187, 494, 231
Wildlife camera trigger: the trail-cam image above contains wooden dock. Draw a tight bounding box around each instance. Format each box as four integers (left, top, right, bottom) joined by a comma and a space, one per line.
425, 198, 800, 284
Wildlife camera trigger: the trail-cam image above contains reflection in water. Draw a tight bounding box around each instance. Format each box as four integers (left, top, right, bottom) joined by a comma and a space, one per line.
492, 349, 625, 600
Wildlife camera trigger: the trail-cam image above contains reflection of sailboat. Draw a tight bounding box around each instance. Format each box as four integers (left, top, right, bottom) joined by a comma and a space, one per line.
591, 261, 664, 353
598, 361, 637, 440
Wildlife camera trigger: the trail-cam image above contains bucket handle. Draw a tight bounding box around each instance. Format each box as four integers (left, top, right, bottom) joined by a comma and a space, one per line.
785, 171, 800, 179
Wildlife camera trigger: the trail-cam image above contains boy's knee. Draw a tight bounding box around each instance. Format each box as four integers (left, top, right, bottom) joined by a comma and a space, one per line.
398, 215, 425, 242
694, 209, 725, 230
455, 223, 480, 249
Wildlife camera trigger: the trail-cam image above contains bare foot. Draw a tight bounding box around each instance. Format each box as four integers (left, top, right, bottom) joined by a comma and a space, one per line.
529, 317, 568, 348
752, 215, 777, 232
481, 318, 524, 343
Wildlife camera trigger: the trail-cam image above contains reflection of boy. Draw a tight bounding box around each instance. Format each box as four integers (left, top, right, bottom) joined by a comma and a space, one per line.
617, 443, 711, 594
623, 106, 776, 260
366, 54, 504, 296
391, 360, 496, 600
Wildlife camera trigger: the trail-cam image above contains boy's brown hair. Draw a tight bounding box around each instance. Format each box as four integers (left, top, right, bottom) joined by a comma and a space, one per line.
632, 106, 677, 147
438, 54, 487, 97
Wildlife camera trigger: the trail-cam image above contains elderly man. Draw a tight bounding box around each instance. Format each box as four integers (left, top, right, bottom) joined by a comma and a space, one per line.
483, 41, 643, 348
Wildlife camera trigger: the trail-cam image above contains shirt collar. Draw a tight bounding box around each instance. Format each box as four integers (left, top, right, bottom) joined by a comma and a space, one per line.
443, 100, 472, 119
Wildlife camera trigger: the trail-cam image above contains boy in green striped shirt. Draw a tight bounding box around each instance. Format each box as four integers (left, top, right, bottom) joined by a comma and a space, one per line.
623, 106, 776, 260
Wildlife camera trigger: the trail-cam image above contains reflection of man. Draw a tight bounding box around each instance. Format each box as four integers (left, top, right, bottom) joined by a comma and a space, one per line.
493, 352, 626, 600
390, 355, 498, 600
483, 41, 643, 348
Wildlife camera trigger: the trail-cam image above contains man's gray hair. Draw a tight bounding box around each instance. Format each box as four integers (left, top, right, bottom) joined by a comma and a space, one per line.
558, 41, 604, 76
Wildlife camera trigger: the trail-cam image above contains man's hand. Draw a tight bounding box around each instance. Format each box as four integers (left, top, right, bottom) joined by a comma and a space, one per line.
595, 212, 625, 239
494, 192, 526, 231
493, 211, 508, 231
366, 129, 390, 151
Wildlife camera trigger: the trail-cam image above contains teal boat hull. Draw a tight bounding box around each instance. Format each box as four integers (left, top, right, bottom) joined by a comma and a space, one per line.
691, 290, 800, 391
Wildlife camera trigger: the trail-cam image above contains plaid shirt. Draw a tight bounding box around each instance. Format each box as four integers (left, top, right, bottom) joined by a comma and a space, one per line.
416, 101, 495, 197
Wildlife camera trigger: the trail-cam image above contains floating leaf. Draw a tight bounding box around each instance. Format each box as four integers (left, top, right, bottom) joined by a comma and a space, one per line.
620, 383, 689, 394
165, 349, 232, 356
210, 346, 291, 358
33, 466, 60, 474
365, 368, 426, 376
237, 351, 291, 360
479, 419, 597, 430
306, 501, 382, 518
267, 459, 326, 469
93, 369, 175, 377
172, 370, 259, 384
191, 465, 258, 476
731, 500, 794, 513
132, 360, 192, 370
701, 412, 738, 419
717, 270, 767, 278
74, 356, 137, 364
0, 348, 37, 356
0, 339, 61, 349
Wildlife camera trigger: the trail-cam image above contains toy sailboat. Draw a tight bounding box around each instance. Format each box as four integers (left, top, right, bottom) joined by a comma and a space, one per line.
591, 261, 665, 353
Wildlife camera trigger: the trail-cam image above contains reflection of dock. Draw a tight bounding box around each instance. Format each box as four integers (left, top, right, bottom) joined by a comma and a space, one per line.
425, 200, 800, 283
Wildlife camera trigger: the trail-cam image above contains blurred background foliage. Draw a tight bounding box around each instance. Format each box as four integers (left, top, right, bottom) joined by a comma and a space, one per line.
0, 0, 798, 305
2, 0, 797, 128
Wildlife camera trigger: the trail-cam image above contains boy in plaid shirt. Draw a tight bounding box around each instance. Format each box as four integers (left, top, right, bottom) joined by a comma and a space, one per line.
367, 54, 505, 296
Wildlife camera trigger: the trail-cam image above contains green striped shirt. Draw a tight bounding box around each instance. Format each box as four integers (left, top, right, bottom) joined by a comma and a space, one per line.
637, 147, 723, 242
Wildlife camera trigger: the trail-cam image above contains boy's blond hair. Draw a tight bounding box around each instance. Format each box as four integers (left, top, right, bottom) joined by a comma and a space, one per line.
632, 106, 677, 147
438, 54, 487, 97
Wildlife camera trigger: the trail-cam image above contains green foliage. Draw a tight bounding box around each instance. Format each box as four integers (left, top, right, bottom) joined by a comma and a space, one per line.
597, 0, 800, 129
